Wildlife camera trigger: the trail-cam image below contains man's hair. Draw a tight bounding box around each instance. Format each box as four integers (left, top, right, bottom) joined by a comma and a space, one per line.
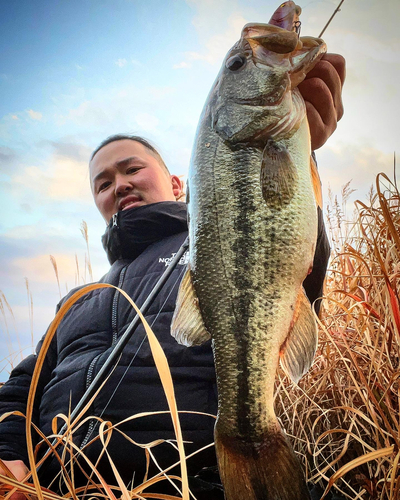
90, 134, 170, 174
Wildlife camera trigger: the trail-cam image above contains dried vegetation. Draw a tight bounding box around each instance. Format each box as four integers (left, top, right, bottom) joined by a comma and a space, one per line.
277, 173, 400, 499
0, 172, 399, 499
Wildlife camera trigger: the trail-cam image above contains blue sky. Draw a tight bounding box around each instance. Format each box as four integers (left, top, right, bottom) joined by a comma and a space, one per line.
0, 0, 399, 378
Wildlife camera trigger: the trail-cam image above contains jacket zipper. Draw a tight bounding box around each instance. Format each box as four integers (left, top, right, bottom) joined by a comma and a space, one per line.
112, 212, 118, 228
80, 261, 128, 449
112, 266, 127, 345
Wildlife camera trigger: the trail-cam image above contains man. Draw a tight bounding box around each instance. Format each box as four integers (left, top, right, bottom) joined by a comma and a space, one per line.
0, 53, 345, 499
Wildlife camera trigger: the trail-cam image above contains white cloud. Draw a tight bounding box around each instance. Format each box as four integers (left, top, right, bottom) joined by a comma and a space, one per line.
10, 141, 93, 205
12, 253, 78, 285
13, 157, 92, 203
173, 61, 191, 69
135, 113, 160, 132
56, 84, 174, 133
0, 146, 17, 168
115, 58, 127, 67
27, 109, 43, 121
11, 115, 18, 120
75, 64, 83, 70
343, 33, 398, 64
179, 2, 249, 67
131, 59, 141, 66
319, 143, 395, 205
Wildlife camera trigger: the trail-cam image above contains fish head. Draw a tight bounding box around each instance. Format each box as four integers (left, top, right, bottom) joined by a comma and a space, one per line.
207, 21, 326, 145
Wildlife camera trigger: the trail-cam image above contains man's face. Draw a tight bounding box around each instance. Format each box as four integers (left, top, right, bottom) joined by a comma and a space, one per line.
90, 139, 183, 223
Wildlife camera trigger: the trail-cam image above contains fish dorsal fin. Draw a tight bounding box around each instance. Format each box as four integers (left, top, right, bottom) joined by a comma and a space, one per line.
279, 287, 318, 383
261, 140, 298, 208
310, 155, 322, 208
171, 266, 211, 346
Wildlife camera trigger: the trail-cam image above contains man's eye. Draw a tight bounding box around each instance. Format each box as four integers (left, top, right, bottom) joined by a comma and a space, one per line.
126, 167, 140, 174
99, 182, 111, 192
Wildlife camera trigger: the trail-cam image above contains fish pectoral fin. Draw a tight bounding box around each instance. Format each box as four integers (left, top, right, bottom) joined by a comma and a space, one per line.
279, 287, 318, 384
170, 267, 211, 347
311, 154, 323, 208
261, 140, 298, 207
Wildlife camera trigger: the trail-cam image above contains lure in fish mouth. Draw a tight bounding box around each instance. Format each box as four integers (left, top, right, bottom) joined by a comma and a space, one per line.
172, 2, 326, 499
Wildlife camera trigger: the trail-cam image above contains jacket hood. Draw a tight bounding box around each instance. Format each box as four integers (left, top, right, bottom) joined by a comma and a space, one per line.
102, 201, 188, 265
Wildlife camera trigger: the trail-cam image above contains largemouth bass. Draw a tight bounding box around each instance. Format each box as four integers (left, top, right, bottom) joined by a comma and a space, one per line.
172, 3, 326, 499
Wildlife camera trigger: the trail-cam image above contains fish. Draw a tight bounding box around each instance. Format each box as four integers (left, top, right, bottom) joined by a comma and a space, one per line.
171, 2, 326, 499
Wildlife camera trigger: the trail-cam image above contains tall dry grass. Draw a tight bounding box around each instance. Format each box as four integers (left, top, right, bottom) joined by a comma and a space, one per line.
0, 284, 201, 499
1, 172, 399, 499
276, 172, 400, 499
0, 221, 94, 377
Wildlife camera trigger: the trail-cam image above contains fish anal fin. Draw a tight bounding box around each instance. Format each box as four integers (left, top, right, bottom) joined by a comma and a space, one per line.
215, 424, 311, 500
280, 287, 318, 384
171, 267, 211, 347
261, 140, 298, 207
310, 155, 323, 208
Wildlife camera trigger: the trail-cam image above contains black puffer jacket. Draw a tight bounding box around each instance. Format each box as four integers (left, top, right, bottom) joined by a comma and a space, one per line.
0, 201, 330, 494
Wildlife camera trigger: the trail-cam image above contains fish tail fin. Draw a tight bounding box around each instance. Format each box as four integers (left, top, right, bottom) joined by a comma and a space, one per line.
215, 424, 310, 500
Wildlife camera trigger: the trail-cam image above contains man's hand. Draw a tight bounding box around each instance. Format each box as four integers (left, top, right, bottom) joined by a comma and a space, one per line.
298, 53, 346, 151
0, 459, 30, 500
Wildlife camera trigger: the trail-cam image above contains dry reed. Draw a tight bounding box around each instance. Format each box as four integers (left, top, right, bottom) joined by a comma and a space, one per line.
1, 171, 399, 499
49, 255, 61, 300
0, 285, 199, 500
80, 221, 93, 283
276, 172, 400, 500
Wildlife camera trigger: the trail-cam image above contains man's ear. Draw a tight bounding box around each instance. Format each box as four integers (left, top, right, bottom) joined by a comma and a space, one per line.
171, 175, 184, 200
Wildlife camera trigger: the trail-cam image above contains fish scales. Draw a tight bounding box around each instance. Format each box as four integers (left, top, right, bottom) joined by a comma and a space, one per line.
171, 2, 326, 499
192, 117, 316, 437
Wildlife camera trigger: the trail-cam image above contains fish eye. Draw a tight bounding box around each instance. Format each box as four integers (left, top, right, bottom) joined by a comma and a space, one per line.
225, 54, 246, 71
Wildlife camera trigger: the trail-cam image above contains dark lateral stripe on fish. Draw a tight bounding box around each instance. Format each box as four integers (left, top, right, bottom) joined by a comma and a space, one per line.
231, 149, 255, 435
229, 146, 287, 435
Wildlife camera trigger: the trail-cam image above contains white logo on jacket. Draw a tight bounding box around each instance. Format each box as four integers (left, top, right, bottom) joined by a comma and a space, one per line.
159, 251, 189, 267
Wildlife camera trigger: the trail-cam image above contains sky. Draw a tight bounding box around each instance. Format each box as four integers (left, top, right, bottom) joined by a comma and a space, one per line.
0, 0, 399, 379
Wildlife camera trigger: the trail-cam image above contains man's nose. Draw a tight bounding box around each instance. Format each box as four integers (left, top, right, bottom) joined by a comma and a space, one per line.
115, 175, 132, 195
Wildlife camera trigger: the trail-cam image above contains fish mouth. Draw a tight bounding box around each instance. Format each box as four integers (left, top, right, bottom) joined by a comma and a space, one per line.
241, 22, 300, 55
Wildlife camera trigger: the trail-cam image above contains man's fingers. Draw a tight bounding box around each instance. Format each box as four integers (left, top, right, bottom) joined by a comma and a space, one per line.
0, 460, 31, 500
322, 53, 346, 86
297, 52, 346, 149
302, 58, 344, 121
304, 101, 336, 151
298, 77, 336, 126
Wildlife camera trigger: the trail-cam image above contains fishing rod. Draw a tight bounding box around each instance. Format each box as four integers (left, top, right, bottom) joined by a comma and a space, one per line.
318, 0, 346, 38
34, 0, 346, 477
36, 236, 189, 473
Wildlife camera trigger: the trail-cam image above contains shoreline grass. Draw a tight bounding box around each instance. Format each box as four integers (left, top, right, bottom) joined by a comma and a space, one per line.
276, 172, 400, 499
1, 173, 399, 499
